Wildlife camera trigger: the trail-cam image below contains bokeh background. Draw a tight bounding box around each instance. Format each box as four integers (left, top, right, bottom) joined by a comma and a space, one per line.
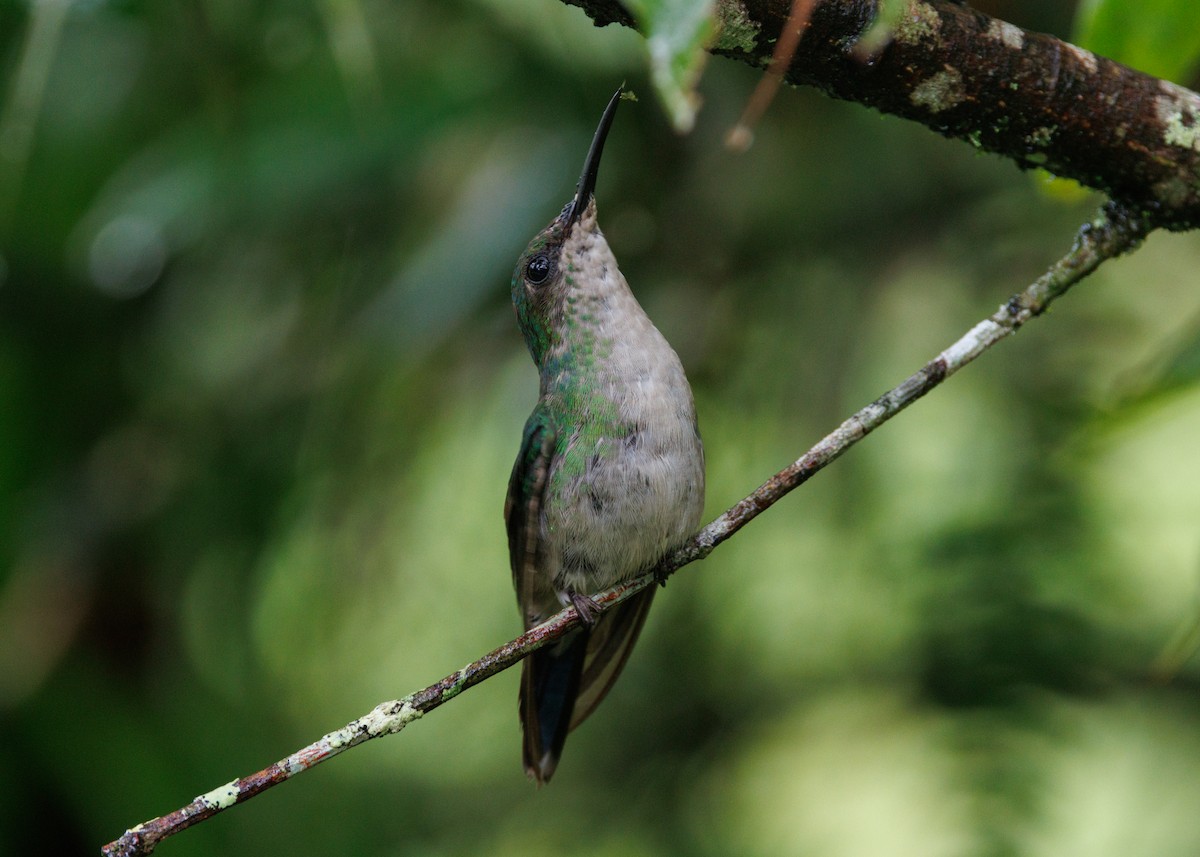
5, 0, 1200, 854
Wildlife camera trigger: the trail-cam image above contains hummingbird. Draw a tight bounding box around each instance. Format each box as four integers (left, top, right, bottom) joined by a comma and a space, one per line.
505, 87, 705, 783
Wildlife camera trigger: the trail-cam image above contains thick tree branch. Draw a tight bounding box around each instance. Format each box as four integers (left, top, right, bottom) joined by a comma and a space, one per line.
570, 0, 1200, 230
100, 202, 1146, 857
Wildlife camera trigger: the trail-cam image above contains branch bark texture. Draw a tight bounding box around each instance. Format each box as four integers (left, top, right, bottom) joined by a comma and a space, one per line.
100, 201, 1146, 857
570, 0, 1200, 230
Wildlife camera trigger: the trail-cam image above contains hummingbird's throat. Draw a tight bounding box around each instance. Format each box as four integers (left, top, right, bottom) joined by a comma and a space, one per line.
561, 197, 599, 239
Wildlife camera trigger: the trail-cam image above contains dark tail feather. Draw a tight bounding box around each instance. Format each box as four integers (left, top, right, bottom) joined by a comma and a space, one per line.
520, 629, 588, 784
519, 590, 657, 783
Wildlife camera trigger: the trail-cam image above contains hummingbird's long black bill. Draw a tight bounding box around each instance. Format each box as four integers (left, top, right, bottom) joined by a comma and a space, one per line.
565, 86, 623, 230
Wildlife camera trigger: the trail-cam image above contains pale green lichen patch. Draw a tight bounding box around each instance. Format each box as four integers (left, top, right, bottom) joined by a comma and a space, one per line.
360, 698, 422, 737
893, 1, 940, 46
196, 780, 240, 811
1154, 174, 1196, 209
910, 67, 965, 114
985, 18, 1024, 50
325, 725, 352, 750
1157, 81, 1200, 152
940, 319, 1004, 368
712, 0, 758, 53
322, 698, 424, 753
1026, 125, 1057, 147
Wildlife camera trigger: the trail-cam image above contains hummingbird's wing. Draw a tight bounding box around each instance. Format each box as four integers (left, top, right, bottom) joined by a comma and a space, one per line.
506, 409, 581, 782
504, 408, 555, 607
505, 408, 657, 781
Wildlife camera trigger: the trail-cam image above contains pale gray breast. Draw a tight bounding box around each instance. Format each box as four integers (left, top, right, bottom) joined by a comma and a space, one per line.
549, 274, 705, 593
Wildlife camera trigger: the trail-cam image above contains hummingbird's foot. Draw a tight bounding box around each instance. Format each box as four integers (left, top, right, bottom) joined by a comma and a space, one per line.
567, 590, 600, 627
653, 565, 670, 588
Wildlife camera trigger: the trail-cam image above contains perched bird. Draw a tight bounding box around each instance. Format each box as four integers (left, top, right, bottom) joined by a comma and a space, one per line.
505, 88, 705, 783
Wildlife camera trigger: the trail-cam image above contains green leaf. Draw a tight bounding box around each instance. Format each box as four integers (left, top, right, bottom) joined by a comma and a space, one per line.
1073, 0, 1200, 84
623, 0, 715, 132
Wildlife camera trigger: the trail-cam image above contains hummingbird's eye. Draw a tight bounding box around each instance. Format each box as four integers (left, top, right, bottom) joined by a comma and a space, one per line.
526, 254, 552, 285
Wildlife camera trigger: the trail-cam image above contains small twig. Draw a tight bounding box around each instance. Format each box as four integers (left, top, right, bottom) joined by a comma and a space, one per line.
101, 202, 1147, 857
726, 0, 816, 151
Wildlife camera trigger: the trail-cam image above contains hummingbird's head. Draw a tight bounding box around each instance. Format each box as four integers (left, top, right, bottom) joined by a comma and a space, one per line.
511, 87, 623, 365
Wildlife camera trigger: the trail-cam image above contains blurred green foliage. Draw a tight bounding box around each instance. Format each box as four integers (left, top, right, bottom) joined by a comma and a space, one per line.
4, 1, 1200, 855
1074, 0, 1200, 84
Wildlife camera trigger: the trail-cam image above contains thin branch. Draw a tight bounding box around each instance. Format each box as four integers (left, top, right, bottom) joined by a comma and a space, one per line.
674, 202, 1150, 562
100, 202, 1147, 857
570, 0, 1200, 230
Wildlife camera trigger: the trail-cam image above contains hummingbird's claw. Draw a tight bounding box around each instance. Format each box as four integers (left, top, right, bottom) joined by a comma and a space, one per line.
568, 590, 601, 627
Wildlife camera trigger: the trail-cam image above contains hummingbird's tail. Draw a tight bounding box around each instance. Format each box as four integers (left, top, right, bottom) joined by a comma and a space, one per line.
519, 588, 656, 784
520, 629, 587, 784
